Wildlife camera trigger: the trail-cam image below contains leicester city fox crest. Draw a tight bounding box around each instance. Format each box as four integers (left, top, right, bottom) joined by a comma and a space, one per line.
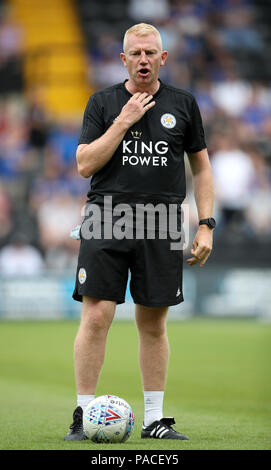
161, 113, 176, 129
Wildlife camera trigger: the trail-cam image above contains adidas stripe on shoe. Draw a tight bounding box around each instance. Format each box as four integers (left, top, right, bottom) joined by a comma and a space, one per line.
141, 417, 189, 440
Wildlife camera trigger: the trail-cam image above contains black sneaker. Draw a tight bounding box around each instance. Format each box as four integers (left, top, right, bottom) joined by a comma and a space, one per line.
64, 406, 88, 441
141, 417, 189, 440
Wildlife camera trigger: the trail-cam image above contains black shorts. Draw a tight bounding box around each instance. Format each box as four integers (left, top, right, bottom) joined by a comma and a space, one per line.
73, 228, 184, 307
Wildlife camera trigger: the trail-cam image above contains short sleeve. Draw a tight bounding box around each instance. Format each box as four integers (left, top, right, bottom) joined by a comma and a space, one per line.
78, 94, 105, 145
183, 97, 206, 154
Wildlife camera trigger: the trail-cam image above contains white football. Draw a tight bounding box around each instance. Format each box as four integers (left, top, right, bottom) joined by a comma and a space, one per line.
83, 395, 135, 443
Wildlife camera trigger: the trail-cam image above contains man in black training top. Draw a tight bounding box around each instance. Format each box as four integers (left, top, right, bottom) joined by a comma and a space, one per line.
64, 23, 215, 441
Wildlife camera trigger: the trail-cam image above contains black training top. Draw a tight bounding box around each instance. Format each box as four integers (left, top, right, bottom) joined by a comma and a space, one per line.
78, 80, 206, 204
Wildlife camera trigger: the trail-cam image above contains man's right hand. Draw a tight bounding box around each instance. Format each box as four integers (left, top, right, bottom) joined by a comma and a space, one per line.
118, 92, 155, 128
76, 93, 155, 178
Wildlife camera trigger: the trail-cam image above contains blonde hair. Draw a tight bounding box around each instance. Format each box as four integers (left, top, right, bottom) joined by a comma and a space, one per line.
123, 23, 162, 52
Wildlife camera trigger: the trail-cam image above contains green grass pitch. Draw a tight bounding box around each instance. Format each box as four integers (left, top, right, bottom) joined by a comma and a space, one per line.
0, 317, 270, 450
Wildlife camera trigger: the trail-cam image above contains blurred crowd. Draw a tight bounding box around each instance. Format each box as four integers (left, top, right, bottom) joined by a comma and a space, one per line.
0, 0, 271, 276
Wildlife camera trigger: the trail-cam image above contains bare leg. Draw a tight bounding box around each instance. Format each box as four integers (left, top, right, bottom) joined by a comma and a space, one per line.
135, 304, 169, 391
74, 296, 116, 394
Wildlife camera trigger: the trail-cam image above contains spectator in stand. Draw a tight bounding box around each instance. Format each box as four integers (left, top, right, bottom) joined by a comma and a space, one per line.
210, 69, 252, 117
29, 154, 84, 269
0, 9, 24, 94
261, 116, 271, 158
128, 0, 170, 23
36, 191, 82, 249
0, 97, 29, 208
0, 183, 12, 246
243, 143, 271, 239
210, 128, 255, 235
0, 232, 44, 275
218, 6, 263, 51
48, 117, 80, 171
193, 79, 217, 124
35, 191, 82, 270
26, 88, 49, 147
88, 33, 129, 88
240, 83, 271, 134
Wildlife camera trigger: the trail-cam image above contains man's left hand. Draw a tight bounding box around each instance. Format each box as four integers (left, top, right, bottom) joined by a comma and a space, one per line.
186, 226, 213, 267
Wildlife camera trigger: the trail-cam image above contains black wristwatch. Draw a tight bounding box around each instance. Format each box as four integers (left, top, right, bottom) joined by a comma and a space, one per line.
199, 217, 216, 229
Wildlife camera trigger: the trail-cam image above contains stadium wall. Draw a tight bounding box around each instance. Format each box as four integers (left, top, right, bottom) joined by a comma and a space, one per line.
1, 268, 270, 321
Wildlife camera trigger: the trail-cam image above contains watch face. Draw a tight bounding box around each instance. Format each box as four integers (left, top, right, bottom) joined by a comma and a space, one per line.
209, 218, 216, 228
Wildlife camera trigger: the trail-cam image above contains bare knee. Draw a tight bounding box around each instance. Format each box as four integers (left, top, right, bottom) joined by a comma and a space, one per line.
80, 297, 115, 337
139, 322, 167, 340
83, 310, 108, 336
136, 306, 168, 340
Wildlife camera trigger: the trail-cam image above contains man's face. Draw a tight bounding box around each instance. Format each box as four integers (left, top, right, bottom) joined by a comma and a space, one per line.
120, 33, 168, 88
